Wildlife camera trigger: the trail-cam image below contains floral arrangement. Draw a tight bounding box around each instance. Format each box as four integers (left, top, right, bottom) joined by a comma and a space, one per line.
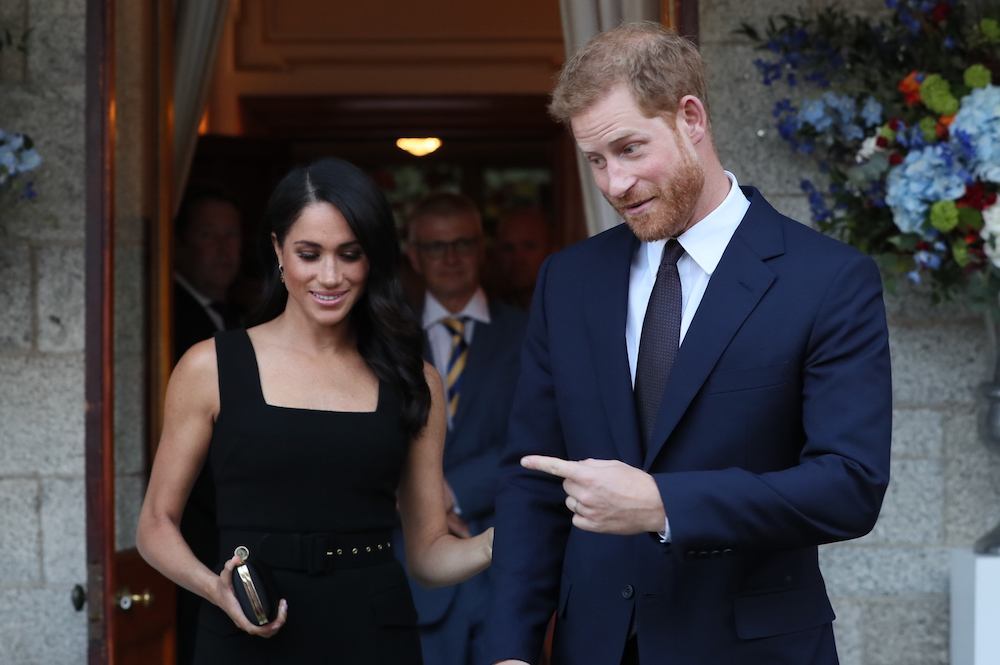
0, 27, 40, 204
739, 0, 1000, 305
0, 130, 41, 200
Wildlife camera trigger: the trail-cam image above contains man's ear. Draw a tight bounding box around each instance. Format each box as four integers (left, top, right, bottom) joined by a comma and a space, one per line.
405, 242, 423, 276
675, 95, 709, 145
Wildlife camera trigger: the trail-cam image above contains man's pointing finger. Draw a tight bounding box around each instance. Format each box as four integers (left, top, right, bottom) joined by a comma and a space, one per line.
521, 455, 580, 479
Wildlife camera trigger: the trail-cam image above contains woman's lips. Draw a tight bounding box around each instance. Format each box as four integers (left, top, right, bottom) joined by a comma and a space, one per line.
310, 290, 348, 306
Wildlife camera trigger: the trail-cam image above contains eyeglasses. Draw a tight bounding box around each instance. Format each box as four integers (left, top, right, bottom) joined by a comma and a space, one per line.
414, 237, 481, 259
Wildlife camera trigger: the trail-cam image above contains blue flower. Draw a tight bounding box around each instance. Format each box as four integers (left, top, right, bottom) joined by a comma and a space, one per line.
914, 250, 942, 270
772, 99, 795, 117
885, 143, 970, 234
754, 59, 782, 86
860, 96, 883, 127
801, 179, 832, 222
950, 85, 1000, 183
798, 98, 834, 132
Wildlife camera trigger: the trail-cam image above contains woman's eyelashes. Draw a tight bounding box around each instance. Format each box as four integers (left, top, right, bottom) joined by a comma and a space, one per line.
294, 248, 364, 262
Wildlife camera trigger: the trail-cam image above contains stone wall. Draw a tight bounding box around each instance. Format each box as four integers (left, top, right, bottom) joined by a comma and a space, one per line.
701, 1, 1000, 664
0, 0, 89, 662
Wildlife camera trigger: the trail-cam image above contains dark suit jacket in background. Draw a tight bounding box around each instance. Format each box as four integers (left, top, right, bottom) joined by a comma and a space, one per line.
484, 188, 892, 665
400, 300, 527, 660
173, 281, 221, 365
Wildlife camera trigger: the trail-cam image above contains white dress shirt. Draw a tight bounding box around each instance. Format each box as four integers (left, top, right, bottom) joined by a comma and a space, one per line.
625, 172, 750, 540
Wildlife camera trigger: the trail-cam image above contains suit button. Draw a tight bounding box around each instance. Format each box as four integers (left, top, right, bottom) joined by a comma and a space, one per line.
621, 585, 635, 600
723, 548, 734, 555
710, 550, 721, 557
685, 550, 695, 558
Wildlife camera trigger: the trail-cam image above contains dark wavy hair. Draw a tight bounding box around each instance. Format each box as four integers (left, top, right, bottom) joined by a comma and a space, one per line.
251, 157, 430, 439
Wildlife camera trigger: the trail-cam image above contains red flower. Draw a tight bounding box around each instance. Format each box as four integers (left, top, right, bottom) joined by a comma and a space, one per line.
876, 135, 890, 148
889, 118, 904, 132
889, 152, 904, 166
898, 72, 922, 106
958, 182, 998, 211
930, 2, 951, 22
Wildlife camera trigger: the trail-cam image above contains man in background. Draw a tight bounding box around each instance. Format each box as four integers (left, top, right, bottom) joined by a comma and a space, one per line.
402, 192, 526, 665
171, 186, 243, 665
494, 207, 554, 309
173, 186, 243, 362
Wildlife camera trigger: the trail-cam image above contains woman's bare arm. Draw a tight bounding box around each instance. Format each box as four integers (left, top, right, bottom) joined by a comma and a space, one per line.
397, 364, 493, 587
135, 339, 286, 636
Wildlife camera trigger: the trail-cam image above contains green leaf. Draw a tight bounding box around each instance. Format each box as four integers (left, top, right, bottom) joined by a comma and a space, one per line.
959, 207, 984, 231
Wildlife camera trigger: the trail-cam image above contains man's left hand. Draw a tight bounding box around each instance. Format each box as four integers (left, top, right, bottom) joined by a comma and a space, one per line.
521, 456, 666, 535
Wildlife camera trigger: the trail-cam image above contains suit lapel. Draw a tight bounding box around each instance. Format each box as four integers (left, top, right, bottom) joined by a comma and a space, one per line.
584, 226, 644, 467
643, 192, 783, 469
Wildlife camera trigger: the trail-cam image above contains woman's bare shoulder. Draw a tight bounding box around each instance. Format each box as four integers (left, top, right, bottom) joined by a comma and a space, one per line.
168, 338, 220, 406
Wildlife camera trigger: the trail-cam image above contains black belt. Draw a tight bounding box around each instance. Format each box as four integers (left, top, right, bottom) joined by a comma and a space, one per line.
220, 529, 395, 575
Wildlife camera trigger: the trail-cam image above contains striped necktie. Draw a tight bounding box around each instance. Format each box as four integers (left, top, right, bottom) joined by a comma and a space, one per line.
442, 317, 469, 422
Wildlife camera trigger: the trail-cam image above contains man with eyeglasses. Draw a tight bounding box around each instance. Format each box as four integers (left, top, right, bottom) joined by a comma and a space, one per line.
400, 191, 527, 665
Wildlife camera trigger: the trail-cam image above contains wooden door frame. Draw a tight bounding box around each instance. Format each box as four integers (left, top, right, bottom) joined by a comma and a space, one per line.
84, 0, 115, 661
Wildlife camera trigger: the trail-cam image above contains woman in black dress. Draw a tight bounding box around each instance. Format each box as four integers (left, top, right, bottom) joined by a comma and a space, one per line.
137, 158, 493, 664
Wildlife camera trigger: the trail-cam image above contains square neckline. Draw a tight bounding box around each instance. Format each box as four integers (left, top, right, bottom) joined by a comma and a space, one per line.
241, 329, 382, 415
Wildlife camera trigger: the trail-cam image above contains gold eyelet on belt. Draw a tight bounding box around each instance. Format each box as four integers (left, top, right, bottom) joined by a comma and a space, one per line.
336, 548, 343, 556
352, 547, 358, 555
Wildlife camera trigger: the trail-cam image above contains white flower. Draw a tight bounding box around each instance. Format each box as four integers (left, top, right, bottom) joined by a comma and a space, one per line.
855, 135, 882, 164
980, 203, 1000, 269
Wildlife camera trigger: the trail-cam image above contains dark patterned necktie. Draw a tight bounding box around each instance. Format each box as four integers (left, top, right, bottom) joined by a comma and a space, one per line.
634, 239, 686, 448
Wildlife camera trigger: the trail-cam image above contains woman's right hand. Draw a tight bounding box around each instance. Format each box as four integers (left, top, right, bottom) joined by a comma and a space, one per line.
214, 555, 288, 637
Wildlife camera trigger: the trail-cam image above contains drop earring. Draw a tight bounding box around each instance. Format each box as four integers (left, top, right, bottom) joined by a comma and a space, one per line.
278, 265, 285, 283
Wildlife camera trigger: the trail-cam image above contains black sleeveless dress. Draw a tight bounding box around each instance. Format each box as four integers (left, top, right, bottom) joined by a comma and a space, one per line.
192, 329, 422, 665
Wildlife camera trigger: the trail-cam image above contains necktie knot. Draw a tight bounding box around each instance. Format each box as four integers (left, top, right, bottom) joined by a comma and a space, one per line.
442, 316, 467, 338
660, 239, 685, 267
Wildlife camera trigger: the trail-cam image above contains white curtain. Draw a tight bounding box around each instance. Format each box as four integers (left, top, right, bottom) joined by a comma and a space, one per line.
173, 0, 230, 212
558, 0, 660, 236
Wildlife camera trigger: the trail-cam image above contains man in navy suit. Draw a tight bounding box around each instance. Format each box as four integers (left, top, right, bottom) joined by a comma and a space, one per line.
403, 192, 527, 665
486, 23, 891, 665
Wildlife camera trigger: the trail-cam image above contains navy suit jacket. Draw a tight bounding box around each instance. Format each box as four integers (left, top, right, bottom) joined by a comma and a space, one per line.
485, 188, 891, 665
407, 300, 527, 625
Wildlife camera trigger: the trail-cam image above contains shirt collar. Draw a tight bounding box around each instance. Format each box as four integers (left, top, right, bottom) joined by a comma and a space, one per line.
174, 272, 213, 308
642, 171, 750, 275
422, 288, 491, 330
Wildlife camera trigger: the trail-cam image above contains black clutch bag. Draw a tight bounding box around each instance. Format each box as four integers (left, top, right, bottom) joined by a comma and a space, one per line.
230, 545, 278, 626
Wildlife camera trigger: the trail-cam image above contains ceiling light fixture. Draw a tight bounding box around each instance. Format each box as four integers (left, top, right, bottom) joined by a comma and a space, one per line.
396, 137, 442, 157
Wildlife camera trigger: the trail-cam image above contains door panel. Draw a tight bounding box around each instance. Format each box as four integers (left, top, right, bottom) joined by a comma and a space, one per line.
113, 549, 176, 665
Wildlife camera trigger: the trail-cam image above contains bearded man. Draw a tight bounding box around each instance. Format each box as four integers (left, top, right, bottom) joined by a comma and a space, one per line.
484, 22, 892, 665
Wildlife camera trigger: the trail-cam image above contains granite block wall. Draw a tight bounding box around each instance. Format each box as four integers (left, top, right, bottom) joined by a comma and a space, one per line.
0, 0, 89, 662
701, 2, 1000, 664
